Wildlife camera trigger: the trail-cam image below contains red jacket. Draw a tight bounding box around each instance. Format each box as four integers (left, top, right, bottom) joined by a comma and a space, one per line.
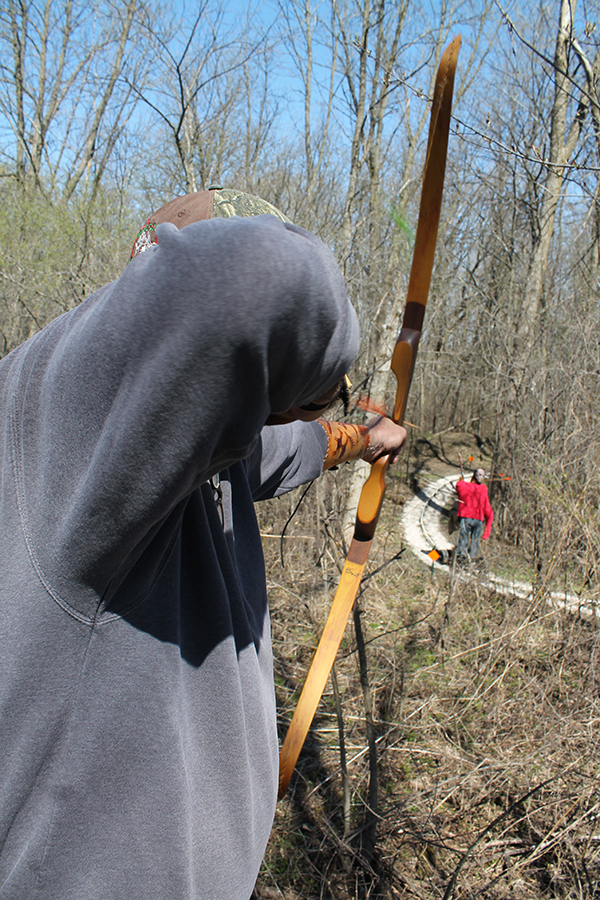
455, 479, 494, 539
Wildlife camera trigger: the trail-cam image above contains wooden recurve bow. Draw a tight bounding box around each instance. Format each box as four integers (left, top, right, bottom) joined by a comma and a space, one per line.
278, 35, 462, 799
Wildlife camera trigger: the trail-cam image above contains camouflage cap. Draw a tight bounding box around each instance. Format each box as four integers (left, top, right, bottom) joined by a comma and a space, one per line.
130, 189, 291, 259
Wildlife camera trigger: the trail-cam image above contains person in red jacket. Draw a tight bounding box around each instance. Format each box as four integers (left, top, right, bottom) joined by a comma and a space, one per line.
455, 467, 494, 562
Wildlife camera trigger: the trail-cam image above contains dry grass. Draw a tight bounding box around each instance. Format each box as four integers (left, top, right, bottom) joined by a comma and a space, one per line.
253, 455, 600, 900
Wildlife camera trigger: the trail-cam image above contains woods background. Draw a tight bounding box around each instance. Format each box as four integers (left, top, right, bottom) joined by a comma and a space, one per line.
1, 0, 599, 897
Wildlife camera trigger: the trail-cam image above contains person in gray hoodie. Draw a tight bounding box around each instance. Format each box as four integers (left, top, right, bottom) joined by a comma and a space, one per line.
0, 189, 406, 900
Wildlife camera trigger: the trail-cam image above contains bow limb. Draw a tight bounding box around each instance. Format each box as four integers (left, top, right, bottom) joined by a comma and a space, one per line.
278, 35, 461, 800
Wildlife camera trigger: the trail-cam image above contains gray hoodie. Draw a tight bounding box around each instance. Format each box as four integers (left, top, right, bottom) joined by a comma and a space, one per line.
0, 215, 359, 899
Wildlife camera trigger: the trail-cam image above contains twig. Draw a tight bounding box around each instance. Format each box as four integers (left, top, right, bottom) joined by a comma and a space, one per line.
442, 776, 560, 900
331, 663, 351, 837
279, 480, 315, 566
353, 602, 379, 865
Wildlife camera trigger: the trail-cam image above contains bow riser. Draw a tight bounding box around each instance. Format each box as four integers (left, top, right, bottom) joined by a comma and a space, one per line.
353, 328, 421, 537
391, 329, 421, 423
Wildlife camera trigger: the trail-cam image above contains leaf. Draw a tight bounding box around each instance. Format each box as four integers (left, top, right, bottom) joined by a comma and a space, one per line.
390, 206, 415, 243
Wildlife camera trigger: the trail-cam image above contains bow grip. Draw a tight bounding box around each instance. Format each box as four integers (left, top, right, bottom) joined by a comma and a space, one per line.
354, 327, 422, 542
354, 456, 389, 542
390, 327, 421, 424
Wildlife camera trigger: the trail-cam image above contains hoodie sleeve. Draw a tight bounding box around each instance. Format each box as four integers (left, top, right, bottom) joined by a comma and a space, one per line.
247, 420, 328, 501
9, 215, 359, 612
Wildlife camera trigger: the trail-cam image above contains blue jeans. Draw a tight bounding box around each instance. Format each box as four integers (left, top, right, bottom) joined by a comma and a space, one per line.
457, 517, 483, 560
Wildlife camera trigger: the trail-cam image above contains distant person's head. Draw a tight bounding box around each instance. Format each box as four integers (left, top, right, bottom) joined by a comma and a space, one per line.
473, 467, 485, 483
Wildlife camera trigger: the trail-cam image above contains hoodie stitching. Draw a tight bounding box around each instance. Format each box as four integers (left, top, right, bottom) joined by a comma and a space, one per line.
8, 333, 179, 627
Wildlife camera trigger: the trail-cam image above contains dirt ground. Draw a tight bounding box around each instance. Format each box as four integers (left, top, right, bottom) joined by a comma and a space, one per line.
252, 432, 600, 900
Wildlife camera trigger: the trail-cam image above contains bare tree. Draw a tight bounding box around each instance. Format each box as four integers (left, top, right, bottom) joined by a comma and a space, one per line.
495, 0, 600, 347
276, 0, 340, 222
406, 0, 600, 586
131, 1, 274, 197
0, 0, 145, 198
